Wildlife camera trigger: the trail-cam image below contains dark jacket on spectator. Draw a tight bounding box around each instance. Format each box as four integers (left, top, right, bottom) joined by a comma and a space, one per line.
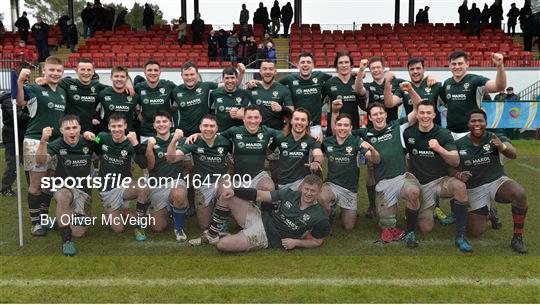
1, 91, 29, 143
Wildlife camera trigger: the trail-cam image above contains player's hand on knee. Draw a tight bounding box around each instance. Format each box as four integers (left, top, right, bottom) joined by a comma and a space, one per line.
456, 171, 472, 183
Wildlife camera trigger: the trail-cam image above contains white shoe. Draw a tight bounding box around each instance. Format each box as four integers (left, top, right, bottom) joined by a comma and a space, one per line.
188, 230, 219, 246
174, 228, 187, 242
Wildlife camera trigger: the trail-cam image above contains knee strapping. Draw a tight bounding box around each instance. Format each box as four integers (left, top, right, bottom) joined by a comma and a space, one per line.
378, 216, 397, 229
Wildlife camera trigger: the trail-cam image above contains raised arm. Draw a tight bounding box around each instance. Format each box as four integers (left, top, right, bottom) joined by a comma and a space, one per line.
16, 68, 31, 106
491, 134, 517, 159
166, 129, 186, 163
400, 82, 421, 126
145, 137, 157, 171
354, 59, 368, 97
484, 53, 506, 93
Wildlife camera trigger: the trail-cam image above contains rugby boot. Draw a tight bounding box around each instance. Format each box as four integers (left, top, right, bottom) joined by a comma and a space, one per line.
454, 236, 473, 252
62, 241, 77, 256
31, 224, 47, 237
510, 235, 528, 254
433, 207, 447, 220
489, 207, 502, 230
174, 228, 187, 242
390, 228, 405, 241
404, 231, 419, 248
134, 228, 147, 242
189, 230, 219, 246
439, 212, 456, 226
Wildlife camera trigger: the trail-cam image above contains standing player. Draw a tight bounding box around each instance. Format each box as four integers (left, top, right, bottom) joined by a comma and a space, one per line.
144, 111, 188, 241
440, 51, 506, 139
319, 110, 380, 229
279, 52, 332, 139
190, 174, 331, 252
83, 113, 150, 240
403, 101, 472, 251
35, 115, 94, 256
16, 57, 66, 236
454, 110, 528, 254
97, 66, 138, 132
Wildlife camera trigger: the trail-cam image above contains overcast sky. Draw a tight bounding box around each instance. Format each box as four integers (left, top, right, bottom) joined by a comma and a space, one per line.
0, 0, 527, 30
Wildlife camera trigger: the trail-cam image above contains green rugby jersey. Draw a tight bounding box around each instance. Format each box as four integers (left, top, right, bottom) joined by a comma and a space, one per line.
97, 86, 138, 132
322, 76, 361, 135
95, 132, 135, 191
322, 134, 367, 192
179, 135, 233, 182
279, 71, 332, 125
455, 132, 508, 189
135, 79, 176, 136
403, 123, 456, 185
363, 77, 403, 123
220, 125, 281, 178
60, 78, 107, 132
274, 133, 320, 184
354, 117, 409, 183
144, 134, 182, 179
47, 136, 94, 195
209, 87, 250, 131
263, 188, 331, 248
24, 83, 67, 140
440, 74, 489, 133
172, 81, 218, 135
395, 79, 443, 125
248, 82, 293, 130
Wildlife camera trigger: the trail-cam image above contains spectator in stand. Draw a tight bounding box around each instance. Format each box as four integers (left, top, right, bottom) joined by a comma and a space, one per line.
143, 3, 155, 31
416, 9, 425, 24
468, 3, 481, 37
92, 1, 107, 33
490, 0, 504, 29
481, 4, 491, 24
1, 88, 29, 197
114, 9, 128, 30
227, 31, 240, 63
422, 6, 430, 23
256, 42, 267, 68
504, 87, 520, 100
281, 2, 293, 38
81, 3, 93, 38
239, 3, 249, 26
31, 16, 49, 62
458, 0, 469, 32
58, 15, 70, 48
191, 13, 205, 45
266, 42, 276, 62
507, 3, 520, 35
263, 32, 273, 46
208, 30, 219, 61
254, 2, 270, 37
177, 16, 187, 45
0, 19, 4, 33
493, 90, 506, 101
15, 12, 31, 43
270, 1, 281, 37
237, 35, 249, 64
246, 35, 258, 65
218, 29, 229, 61
519, 1, 532, 33
105, 5, 116, 30
66, 19, 78, 52
14, 40, 38, 63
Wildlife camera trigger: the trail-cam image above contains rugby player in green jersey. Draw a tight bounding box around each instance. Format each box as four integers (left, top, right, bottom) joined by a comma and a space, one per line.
319, 110, 380, 230
190, 174, 331, 252
35, 115, 94, 256
440, 51, 506, 139
17, 57, 67, 237
144, 111, 188, 241
403, 101, 471, 251
454, 110, 528, 254
83, 113, 150, 241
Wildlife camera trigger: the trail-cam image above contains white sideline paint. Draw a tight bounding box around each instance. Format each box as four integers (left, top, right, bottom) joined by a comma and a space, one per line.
516, 162, 540, 172
0, 278, 538, 287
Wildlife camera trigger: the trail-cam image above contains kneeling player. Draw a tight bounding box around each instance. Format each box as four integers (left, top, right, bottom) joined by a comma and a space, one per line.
145, 111, 188, 241
189, 174, 331, 252
84, 113, 150, 240
36, 115, 94, 256
455, 110, 528, 254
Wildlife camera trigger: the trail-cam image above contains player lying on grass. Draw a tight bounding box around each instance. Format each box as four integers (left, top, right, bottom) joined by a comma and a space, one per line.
36, 115, 94, 256
190, 174, 331, 252
454, 110, 528, 254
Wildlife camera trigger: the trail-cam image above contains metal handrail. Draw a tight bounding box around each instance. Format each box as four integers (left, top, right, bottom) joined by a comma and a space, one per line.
518, 80, 540, 100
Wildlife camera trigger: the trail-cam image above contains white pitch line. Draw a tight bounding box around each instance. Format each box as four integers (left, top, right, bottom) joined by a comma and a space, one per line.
516, 162, 540, 172
0, 278, 538, 287
364, 239, 503, 246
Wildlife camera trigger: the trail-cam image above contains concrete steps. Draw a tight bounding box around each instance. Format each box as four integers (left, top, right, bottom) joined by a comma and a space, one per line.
273, 37, 290, 69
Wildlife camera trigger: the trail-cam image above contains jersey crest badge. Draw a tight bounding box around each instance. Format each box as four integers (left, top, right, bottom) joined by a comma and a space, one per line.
217, 147, 224, 154
257, 133, 264, 140
302, 213, 310, 222
82, 147, 90, 155
91, 86, 96, 93
424, 87, 431, 93
346, 146, 352, 154
121, 150, 128, 157
272, 91, 278, 97
312, 78, 318, 83
463, 83, 470, 90
483, 144, 491, 152
59, 149, 67, 155
126, 96, 133, 102
47, 102, 54, 108
196, 88, 203, 94
300, 142, 307, 149
236, 97, 242, 103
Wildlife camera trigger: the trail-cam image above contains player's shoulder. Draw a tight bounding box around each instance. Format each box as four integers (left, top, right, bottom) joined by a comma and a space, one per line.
403, 122, 419, 137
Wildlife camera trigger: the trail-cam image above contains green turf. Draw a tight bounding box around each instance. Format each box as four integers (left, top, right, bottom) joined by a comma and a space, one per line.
0, 141, 539, 303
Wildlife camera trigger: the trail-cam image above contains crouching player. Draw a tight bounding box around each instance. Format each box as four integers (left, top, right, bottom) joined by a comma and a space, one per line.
83, 113, 150, 241
454, 110, 528, 254
144, 111, 188, 241
36, 115, 93, 256
189, 174, 331, 252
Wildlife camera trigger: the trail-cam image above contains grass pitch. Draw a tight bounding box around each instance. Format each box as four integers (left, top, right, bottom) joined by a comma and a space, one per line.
0, 140, 539, 303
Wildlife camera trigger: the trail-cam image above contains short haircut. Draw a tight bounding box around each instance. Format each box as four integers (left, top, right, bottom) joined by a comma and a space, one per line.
449, 50, 468, 62
59, 114, 80, 126
367, 102, 386, 115
244, 104, 262, 116
297, 51, 315, 62
111, 65, 128, 75
144, 59, 160, 68
200, 114, 217, 123
77, 58, 94, 66
368, 56, 385, 68
108, 112, 126, 124
407, 57, 425, 68
418, 100, 436, 110
260, 59, 276, 66
302, 174, 323, 188
335, 113, 353, 124
181, 61, 198, 73
44, 56, 64, 66
468, 109, 487, 121
334, 51, 354, 68
154, 110, 172, 122
222, 66, 238, 77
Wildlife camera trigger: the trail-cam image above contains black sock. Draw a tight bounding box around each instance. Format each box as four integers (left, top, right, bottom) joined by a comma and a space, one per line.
405, 208, 418, 233
59, 226, 72, 243
39, 192, 53, 217
454, 201, 468, 238
450, 199, 456, 214
135, 201, 151, 228
366, 185, 376, 210
188, 187, 195, 208
208, 206, 231, 237
28, 193, 41, 225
